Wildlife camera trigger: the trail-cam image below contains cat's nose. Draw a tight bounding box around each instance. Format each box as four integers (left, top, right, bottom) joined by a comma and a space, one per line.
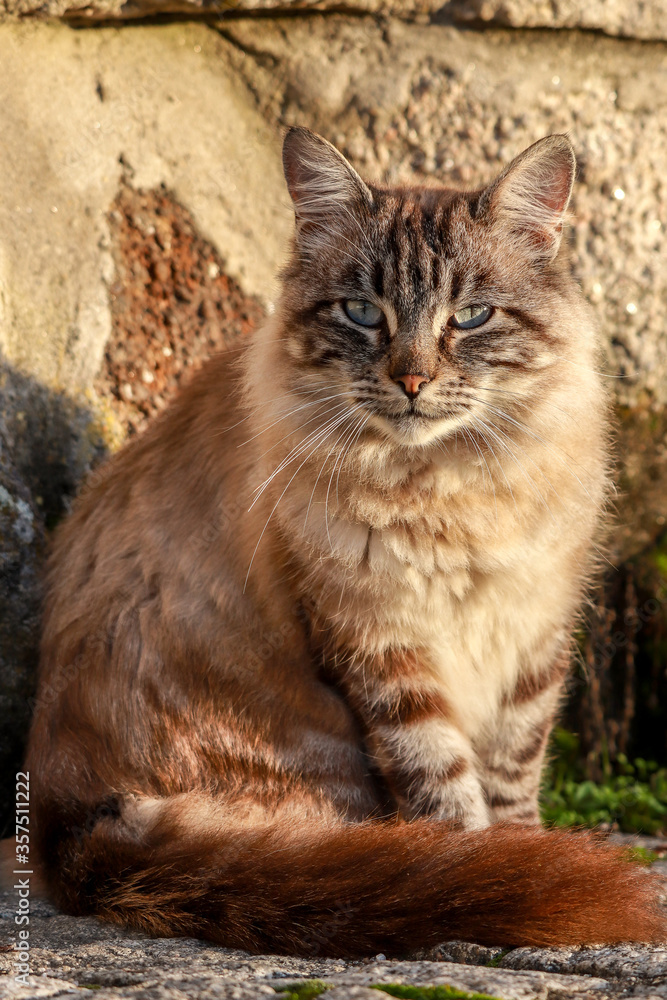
393, 373, 431, 399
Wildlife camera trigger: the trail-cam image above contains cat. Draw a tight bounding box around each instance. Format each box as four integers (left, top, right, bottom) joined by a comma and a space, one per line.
23, 127, 664, 955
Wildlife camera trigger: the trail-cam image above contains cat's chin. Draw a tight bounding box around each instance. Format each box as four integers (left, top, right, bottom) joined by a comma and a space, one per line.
372, 412, 462, 449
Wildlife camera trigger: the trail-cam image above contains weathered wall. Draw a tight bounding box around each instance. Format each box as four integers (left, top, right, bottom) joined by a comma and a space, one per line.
448, 0, 667, 40
3, 0, 667, 44
0, 23, 288, 391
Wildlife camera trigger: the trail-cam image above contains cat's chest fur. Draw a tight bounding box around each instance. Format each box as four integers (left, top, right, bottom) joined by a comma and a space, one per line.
262, 447, 573, 736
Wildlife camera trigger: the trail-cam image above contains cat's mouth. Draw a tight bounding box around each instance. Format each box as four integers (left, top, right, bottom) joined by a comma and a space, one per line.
359, 400, 451, 424
356, 397, 469, 445
388, 402, 461, 423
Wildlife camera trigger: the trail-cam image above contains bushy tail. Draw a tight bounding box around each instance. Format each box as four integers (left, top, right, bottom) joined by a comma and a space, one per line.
43, 810, 666, 956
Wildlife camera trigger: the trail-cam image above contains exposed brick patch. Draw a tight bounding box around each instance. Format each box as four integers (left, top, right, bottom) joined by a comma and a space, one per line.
97, 184, 265, 437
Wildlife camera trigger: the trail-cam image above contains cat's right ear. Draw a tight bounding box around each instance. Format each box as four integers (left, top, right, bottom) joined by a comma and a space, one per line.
282, 127, 373, 225
477, 134, 576, 262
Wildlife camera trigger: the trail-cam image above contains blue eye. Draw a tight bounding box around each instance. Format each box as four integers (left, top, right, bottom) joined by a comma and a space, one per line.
343, 299, 384, 327
450, 305, 493, 329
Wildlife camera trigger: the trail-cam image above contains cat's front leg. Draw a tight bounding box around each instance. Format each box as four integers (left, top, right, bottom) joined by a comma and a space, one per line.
334, 646, 490, 829
476, 652, 569, 825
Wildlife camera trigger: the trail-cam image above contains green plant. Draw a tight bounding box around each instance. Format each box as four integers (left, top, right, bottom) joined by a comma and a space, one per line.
540, 728, 667, 834
485, 949, 511, 968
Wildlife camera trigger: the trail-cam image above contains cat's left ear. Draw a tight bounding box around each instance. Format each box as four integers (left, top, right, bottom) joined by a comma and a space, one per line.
477, 135, 576, 262
282, 126, 374, 225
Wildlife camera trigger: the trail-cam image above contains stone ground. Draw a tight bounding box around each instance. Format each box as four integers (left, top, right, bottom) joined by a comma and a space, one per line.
2, 843, 667, 1000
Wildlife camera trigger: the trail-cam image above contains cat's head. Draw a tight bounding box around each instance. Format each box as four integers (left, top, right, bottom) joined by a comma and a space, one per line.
278, 127, 578, 449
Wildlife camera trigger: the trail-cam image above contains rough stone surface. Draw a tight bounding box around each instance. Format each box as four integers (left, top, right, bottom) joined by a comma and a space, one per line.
98, 184, 265, 437
1, 0, 441, 21
446, 0, 667, 42
2, 0, 667, 45
503, 942, 667, 980
0, 424, 43, 839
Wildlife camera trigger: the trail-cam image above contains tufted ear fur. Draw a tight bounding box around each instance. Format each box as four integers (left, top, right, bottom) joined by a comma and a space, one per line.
478, 134, 576, 262
282, 126, 374, 226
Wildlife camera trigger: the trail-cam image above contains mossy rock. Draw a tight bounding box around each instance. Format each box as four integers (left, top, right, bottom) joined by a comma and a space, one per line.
274, 982, 502, 1000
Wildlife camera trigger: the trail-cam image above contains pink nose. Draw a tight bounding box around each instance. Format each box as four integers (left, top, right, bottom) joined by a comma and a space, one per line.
394, 373, 430, 399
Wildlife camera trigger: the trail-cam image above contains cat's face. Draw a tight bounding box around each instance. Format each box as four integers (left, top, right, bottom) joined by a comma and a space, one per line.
280, 128, 576, 449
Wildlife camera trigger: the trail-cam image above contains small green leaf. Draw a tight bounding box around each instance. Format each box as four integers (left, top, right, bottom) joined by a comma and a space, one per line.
485, 949, 512, 968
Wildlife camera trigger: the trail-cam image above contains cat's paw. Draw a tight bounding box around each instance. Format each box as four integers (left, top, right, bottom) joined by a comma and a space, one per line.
408, 778, 491, 830
439, 797, 491, 831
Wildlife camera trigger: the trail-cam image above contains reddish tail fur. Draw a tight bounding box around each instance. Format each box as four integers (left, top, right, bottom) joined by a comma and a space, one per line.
45, 815, 665, 956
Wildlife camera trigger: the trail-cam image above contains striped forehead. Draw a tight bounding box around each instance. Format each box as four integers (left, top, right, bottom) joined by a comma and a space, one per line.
367, 193, 477, 322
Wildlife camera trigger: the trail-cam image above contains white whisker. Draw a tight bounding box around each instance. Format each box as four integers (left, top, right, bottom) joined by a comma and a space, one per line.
470, 419, 519, 515
250, 397, 356, 467
249, 406, 353, 509
323, 406, 367, 552
238, 390, 352, 449
243, 407, 362, 591
469, 396, 596, 506
472, 384, 571, 421
336, 412, 371, 505
218, 378, 343, 436
459, 425, 498, 523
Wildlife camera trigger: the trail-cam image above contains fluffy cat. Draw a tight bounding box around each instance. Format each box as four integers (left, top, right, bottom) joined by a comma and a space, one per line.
23, 127, 664, 954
